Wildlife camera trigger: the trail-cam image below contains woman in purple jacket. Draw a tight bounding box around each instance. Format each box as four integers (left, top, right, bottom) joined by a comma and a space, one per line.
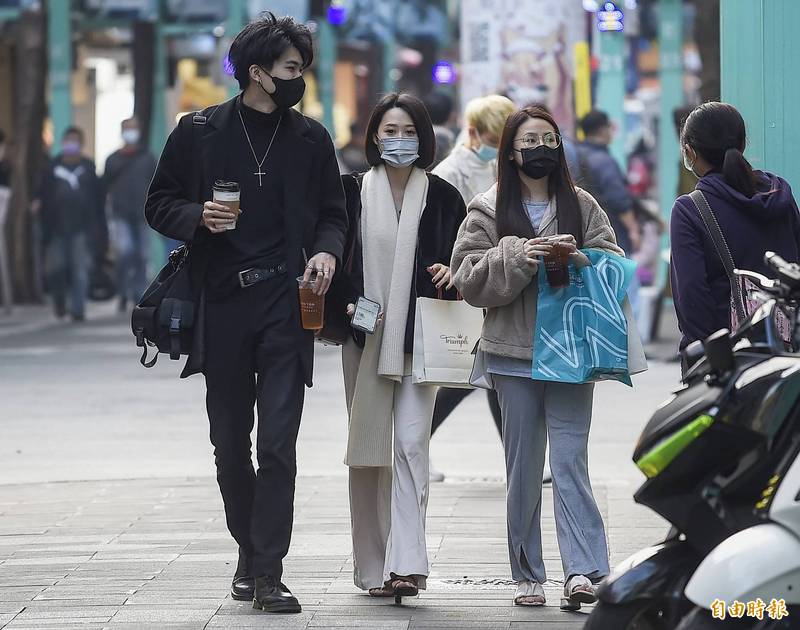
671, 102, 800, 349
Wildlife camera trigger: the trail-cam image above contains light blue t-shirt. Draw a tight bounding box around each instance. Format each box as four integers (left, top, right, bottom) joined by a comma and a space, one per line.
523, 200, 549, 231
487, 200, 550, 378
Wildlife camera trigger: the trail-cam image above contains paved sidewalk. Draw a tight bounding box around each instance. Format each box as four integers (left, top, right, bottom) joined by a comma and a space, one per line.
0, 306, 675, 629
0, 476, 662, 630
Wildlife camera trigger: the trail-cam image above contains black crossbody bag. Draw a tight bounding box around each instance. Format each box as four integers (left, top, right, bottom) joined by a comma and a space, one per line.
131, 109, 216, 367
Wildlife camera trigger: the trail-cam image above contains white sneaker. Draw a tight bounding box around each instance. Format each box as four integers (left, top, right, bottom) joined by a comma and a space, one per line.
514, 580, 546, 606
561, 575, 597, 611
429, 462, 445, 483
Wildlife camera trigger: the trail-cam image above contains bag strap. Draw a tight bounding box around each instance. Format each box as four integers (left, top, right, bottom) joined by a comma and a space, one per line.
191, 106, 219, 204
688, 189, 747, 322
168, 300, 183, 360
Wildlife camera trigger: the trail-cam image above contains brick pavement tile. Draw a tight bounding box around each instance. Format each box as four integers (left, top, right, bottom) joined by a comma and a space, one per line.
205, 612, 314, 628
307, 618, 410, 629
108, 607, 219, 624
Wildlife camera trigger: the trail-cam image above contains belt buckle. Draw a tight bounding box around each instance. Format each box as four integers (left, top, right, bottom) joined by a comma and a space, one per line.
238, 268, 255, 288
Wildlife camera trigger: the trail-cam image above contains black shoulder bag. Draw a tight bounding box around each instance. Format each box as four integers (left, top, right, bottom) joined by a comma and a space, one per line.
131, 109, 215, 367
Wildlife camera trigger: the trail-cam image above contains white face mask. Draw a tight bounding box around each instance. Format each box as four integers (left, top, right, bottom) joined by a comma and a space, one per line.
682, 146, 699, 178
122, 129, 141, 146
379, 137, 419, 168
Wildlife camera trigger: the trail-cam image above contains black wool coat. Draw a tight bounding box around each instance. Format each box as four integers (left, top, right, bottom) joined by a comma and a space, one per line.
337, 170, 467, 351
144, 97, 348, 384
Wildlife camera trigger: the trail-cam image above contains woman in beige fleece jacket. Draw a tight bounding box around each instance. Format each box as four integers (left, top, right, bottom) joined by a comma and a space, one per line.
451, 106, 621, 611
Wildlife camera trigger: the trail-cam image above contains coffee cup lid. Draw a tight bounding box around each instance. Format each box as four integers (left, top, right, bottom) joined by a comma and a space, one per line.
213, 180, 240, 192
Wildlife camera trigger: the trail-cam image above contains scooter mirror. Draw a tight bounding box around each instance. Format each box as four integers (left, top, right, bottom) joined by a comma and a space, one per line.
703, 329, 735, 377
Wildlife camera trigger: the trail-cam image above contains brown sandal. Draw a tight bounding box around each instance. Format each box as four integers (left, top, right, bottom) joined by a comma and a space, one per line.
368, 586, 394, 597
390, 575, 418, 604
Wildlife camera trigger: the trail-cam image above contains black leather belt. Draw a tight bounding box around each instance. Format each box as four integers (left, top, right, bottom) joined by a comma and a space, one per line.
238, 263, 287, 288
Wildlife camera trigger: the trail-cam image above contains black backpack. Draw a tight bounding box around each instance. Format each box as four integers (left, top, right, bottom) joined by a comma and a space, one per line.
131, 107, 218, 367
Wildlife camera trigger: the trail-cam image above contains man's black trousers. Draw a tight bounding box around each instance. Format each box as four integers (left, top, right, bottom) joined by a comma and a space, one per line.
204, 274, 304, 580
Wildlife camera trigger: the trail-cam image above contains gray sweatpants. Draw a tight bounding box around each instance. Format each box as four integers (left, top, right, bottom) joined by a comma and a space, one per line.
493, 375, 610, 584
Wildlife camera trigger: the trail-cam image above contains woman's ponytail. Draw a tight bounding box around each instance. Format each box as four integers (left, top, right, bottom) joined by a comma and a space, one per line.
682, 102, 760, 198
722, 147, 757, 198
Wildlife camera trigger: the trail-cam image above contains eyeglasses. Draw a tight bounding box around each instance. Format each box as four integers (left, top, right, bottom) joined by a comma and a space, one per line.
513, 132, 562, 150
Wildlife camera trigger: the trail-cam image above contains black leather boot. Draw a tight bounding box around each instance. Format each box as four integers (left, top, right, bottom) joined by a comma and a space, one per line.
252, 576, 301, 613
230, 548, 254, 601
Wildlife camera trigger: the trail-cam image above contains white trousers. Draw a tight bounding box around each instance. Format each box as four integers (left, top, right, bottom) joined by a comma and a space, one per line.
343, 343, 437, 590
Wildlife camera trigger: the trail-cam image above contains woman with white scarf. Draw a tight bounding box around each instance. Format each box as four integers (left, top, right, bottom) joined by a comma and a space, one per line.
337, 93, 466, 599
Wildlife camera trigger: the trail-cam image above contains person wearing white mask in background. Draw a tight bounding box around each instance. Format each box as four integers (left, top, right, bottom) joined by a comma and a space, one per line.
434, 95, 515, 206
428, 94, 516, 482
103, 117, 157, 311
336, 93, 466, 600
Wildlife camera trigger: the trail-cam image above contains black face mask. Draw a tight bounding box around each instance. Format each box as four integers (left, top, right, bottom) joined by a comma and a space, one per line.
258, 68, 306, 109
518, 145, 560, 179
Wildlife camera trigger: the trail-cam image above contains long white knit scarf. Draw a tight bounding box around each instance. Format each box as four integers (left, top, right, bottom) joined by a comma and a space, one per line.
345, 165, 428, 467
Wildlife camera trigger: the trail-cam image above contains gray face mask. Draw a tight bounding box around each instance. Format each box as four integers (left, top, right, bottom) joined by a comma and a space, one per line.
380, 137, 419, 168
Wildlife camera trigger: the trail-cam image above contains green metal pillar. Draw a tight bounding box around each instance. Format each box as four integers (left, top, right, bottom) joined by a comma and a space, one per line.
47, 0, 72, 149
318, 19, 336, 134
657, 0, 683, 225
721, 0, 800, 191
595, 30, 626, 168
149, 1, 171, 266
226, 0, 247, 98
148, 1, 168, 155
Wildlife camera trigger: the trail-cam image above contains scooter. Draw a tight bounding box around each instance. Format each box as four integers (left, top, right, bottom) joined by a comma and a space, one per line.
676, 263, 800, 629
585, 252, 800, 630
676, 442, 800, 628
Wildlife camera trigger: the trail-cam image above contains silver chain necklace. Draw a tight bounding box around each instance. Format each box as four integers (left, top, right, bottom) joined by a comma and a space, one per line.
237, 108, 282, 187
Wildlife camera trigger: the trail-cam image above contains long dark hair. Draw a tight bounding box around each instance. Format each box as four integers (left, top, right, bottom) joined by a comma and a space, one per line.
681, 102, 758, 198
496, 106, 583, 246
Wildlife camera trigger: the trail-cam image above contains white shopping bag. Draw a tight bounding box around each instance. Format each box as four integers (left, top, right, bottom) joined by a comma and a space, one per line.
412, 297, 484, 388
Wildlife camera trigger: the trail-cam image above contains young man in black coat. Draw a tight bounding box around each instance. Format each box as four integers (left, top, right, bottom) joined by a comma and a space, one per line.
144, 13, 347, 613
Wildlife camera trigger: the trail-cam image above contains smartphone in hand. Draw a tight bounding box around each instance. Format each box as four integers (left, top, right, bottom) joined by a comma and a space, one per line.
351, 296, 381, 334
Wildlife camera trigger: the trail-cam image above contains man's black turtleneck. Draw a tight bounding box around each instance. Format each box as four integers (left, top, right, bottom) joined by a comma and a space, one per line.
206, 98, 288, 298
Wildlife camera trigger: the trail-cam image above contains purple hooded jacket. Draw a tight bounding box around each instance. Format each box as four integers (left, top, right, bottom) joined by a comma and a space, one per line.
670, 171, 800, 349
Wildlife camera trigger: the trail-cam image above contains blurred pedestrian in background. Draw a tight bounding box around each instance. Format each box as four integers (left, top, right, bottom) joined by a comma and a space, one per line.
434, 94, 514, 205
339, 122, 369, 174
577, 110, 641, 317
631, 199, 665, 288
671, 102, 800, 351
104, 117, 156, 312
576, 110, 639, 254
428, 93, 515, 481
422, 90, 455, 168
32, 126, 106, 321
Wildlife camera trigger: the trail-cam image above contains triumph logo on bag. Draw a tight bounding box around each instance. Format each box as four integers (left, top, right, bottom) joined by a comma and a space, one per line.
440, 333, 470, 349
